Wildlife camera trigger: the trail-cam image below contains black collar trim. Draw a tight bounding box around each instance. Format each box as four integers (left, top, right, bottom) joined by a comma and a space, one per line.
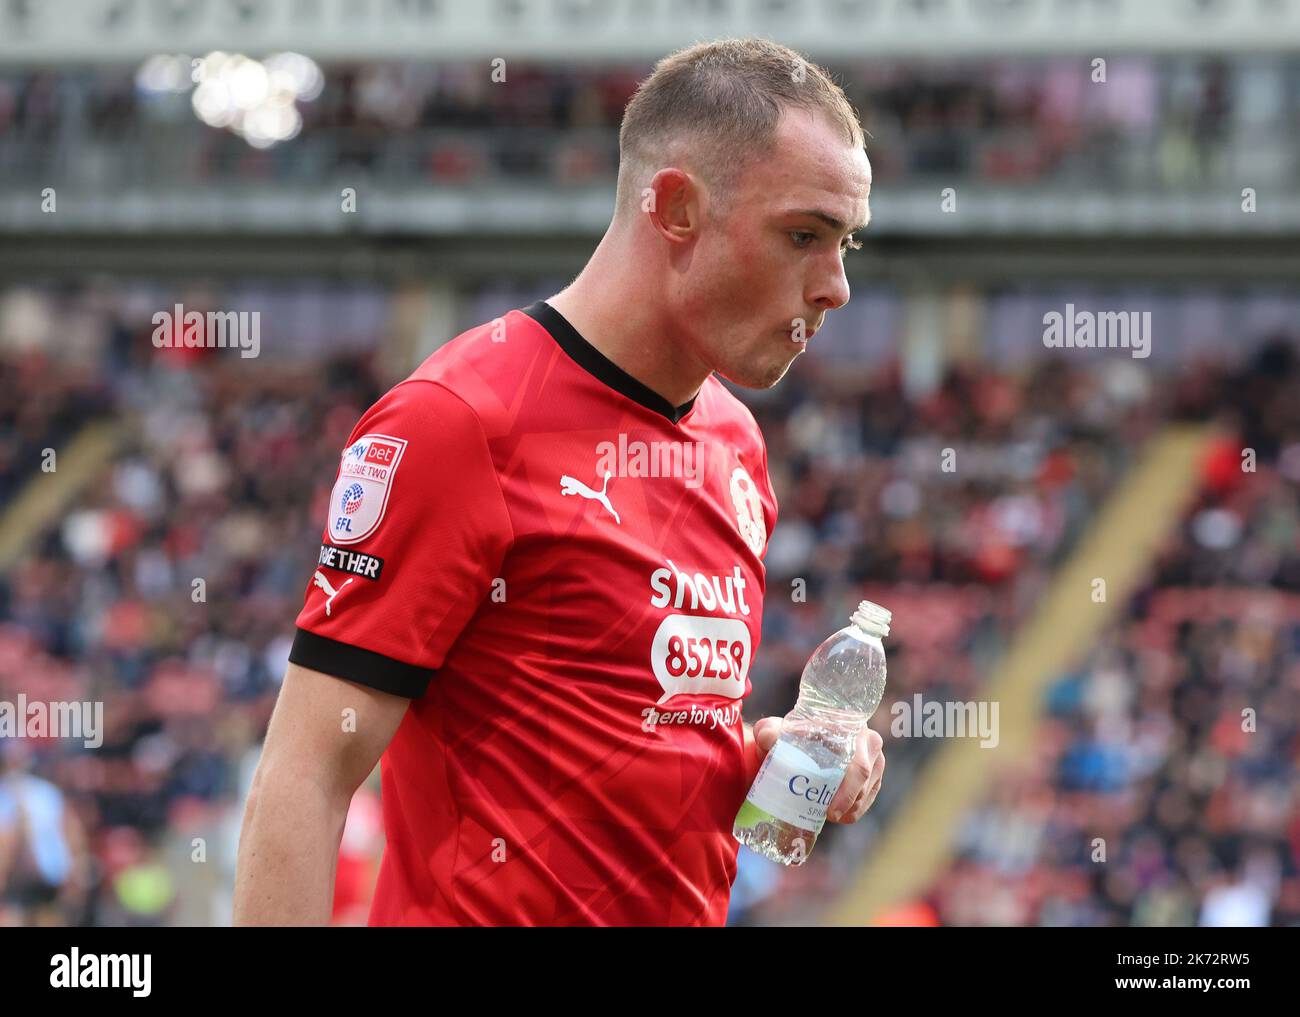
522, 300, 698, 425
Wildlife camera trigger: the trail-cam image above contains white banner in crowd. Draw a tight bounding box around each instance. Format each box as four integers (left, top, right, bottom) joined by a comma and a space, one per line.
1, 0, 1299, 62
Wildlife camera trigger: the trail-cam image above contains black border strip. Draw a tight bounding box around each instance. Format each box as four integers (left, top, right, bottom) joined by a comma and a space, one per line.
289, 627, 433, 699
522, 300, 698, 424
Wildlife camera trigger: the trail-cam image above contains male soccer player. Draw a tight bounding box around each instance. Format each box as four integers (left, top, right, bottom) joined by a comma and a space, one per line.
234, 37, 884, 926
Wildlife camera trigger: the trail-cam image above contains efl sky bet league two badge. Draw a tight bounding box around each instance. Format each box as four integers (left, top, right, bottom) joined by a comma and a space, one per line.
327, 434, 407, 544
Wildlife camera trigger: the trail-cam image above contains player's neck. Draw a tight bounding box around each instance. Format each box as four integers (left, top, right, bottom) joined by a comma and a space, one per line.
546, 253, 711, 411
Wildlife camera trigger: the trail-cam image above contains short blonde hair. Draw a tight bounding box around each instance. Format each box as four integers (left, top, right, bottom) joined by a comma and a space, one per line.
615, 37, 864, 215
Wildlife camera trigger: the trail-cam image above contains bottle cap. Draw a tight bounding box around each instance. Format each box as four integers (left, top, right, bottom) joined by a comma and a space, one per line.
851, 600, 891, 638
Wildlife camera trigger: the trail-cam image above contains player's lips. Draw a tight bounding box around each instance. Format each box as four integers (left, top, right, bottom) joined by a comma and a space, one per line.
783, 326, 817, 343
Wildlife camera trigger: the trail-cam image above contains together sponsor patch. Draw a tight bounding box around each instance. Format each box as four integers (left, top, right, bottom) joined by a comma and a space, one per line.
317, 542, 385, 580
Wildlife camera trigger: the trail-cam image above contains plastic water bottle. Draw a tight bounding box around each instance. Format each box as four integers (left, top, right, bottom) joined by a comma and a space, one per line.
733, 600, 890, 866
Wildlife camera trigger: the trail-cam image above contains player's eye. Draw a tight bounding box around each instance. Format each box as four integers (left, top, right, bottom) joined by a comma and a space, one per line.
789, 231, 816, 248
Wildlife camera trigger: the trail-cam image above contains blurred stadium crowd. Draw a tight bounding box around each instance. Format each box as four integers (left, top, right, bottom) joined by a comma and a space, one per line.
732, 335, 1300, 926
916, 345, 1300, 928
0, 287, 389, 925
0, 276, 1296, 926
2, 56, 1297, 187
1, 38, 1298, 927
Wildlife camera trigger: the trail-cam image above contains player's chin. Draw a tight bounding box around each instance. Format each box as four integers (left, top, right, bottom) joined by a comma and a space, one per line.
724, 351, 798, 390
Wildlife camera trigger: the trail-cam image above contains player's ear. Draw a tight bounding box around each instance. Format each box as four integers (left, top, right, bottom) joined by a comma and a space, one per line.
645, 167, 698, 244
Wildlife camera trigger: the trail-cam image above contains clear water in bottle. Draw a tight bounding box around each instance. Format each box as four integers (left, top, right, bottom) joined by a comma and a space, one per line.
733, 600, 890, 865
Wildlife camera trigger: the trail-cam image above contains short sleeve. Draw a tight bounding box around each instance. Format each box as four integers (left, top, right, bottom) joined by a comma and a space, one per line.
289, 379, 513, 698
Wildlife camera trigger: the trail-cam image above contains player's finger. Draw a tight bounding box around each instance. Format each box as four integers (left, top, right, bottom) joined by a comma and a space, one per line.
840, 748, 886, 822
828, 727, 882, 819
753, 716, 783, 755
832, 733, 883, 821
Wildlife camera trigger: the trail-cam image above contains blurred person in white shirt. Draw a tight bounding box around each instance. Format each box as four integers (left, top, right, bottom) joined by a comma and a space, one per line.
0, 742, 90, 926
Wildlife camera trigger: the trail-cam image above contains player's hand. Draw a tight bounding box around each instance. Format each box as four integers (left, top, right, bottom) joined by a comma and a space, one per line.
752, 717, 885, 824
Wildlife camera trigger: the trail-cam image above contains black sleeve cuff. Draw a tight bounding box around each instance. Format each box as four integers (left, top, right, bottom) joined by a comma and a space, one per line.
288, 628, 434, 699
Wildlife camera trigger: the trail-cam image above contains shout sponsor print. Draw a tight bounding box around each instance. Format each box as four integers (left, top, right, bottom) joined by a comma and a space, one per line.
647, 557, 753, 705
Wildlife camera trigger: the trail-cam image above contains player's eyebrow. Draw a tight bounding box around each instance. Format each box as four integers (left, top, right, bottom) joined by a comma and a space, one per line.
787, 208, 870, 234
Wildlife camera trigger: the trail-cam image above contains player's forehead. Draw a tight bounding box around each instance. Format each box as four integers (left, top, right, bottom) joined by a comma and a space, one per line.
741, 107, 871, 225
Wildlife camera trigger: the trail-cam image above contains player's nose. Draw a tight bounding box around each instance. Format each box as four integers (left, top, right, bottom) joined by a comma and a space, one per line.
808, 253, 851, 312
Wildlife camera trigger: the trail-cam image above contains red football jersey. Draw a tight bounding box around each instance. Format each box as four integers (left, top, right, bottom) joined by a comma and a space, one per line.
290, 301, 778, 925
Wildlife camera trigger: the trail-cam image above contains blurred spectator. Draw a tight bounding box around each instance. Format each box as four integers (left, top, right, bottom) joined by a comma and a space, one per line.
0, 742, 90, 926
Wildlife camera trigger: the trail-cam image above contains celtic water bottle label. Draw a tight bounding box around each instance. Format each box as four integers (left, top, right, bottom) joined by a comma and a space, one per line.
744, 738, 846, 834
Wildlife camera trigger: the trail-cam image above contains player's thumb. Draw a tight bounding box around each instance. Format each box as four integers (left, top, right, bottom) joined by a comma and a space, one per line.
753, 716, 784, 758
